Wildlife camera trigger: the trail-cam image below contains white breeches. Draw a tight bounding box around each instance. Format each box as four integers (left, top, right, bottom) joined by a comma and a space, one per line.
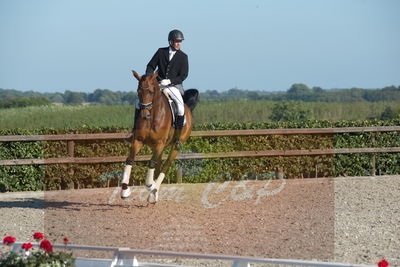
161, 85, 185, 116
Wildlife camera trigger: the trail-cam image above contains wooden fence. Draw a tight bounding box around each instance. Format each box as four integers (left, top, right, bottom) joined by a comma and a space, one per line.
1, 126, 400, 167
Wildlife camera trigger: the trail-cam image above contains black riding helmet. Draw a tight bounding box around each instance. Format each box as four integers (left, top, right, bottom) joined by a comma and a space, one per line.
168, 29, 184, 41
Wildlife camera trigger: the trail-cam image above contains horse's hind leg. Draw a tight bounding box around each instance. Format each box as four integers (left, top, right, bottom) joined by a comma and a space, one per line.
121, 140, 143, 199
148, 149, 179, 204
152, 148, 181, 199
146, 143, 165, 192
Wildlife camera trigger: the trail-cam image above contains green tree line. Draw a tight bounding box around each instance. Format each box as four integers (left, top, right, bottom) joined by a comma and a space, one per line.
201, 84, 400, 102
0, 97, 51, 108
0, 89, 137, 106
1, 84, 400, 107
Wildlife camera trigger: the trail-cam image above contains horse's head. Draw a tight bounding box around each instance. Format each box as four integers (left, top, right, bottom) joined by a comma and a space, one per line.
133, 71, 158, 120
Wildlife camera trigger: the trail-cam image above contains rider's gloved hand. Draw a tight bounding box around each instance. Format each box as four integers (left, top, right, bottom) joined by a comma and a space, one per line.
160, 79, 171, 86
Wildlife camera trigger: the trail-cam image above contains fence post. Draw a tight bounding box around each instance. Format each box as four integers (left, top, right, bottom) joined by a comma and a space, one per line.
176, 166, 183, 184
275, 166, 284, 179
67, 141, 75, 157
370, 134, 376, 176
67, 141, 75, 183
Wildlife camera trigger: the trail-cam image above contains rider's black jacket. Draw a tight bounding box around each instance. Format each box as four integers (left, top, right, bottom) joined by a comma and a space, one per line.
146, 47, 189, 85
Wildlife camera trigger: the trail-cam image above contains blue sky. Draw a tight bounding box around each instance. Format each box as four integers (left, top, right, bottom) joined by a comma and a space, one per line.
0, 0, 399, 93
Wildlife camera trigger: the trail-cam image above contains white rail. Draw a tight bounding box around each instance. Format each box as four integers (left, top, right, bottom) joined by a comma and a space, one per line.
3, 242, 375, 267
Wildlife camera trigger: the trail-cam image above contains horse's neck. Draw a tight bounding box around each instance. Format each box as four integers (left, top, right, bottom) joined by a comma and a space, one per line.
153, 87, 168, 114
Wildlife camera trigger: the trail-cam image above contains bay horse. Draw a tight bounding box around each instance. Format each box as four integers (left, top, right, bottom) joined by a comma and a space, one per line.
120, 71, 197, 203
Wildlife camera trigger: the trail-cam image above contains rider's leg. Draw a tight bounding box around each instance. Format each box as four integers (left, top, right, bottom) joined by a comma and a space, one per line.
173, 115, 185, 150
165, 86, 185, 116
164, 86, 185, 149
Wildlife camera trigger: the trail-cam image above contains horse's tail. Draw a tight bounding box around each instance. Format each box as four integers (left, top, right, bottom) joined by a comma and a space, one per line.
183, 89, 199, 112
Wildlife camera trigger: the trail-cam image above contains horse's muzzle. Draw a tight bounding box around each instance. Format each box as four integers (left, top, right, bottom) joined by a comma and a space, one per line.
142, 114, 151, 120
141, 109, 151, 120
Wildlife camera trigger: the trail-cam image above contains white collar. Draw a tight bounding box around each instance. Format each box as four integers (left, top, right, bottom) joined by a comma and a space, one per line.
169, 47, 177, 60
169, 46, 177, 54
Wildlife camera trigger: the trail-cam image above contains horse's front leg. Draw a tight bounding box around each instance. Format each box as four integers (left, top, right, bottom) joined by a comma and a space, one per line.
121, 140, 143, 199
147, 142, 166, 203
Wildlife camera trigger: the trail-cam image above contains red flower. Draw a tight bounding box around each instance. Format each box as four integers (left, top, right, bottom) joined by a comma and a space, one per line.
378, 260, 389, 267
22, 243, 33, 251
33, 232, 44, 241
63, 237, 69, 244
39, 239, 53, 253
3, 236, 16, 245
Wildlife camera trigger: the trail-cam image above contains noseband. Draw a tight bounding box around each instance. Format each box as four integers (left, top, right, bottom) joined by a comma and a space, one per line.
138, 84, 154, 110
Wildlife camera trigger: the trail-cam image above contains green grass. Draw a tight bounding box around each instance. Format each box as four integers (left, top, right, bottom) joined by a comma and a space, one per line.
0, 101, 399, 130
193, 101, 400, 123
0, 105, 134, 129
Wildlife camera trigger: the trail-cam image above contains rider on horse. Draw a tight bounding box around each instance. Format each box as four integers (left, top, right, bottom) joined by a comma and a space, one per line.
121, 30, 196, 202
136, 29, 189, 148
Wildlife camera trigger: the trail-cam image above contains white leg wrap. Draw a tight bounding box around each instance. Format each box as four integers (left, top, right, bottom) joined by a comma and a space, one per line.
121, 165, 133, 198
147, 172, 165, 204
121, 186, 131, 198
146, 168, 155, 185
155, 173, 166, 189
122, 165, 132, 185
145, 168, 156, 192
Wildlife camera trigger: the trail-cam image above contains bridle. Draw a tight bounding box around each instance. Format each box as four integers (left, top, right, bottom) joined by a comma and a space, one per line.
138, 84, 154, 110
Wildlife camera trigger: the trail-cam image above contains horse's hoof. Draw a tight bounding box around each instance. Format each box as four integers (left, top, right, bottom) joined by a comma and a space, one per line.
120, 185, 131, 199
147, 189, 158, 204
145, 183, 156, 192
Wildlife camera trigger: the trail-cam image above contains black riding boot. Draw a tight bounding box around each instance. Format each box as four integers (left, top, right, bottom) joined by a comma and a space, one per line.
173, 115, 185, 150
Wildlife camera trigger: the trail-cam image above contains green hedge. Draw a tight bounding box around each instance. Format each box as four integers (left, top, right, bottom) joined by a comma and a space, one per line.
0, 129, 45, 192
0, 119, 399, 192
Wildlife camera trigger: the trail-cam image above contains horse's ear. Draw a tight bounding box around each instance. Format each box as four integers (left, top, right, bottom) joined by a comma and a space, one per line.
152, 72, 158, 80
132, 70, 141, 81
